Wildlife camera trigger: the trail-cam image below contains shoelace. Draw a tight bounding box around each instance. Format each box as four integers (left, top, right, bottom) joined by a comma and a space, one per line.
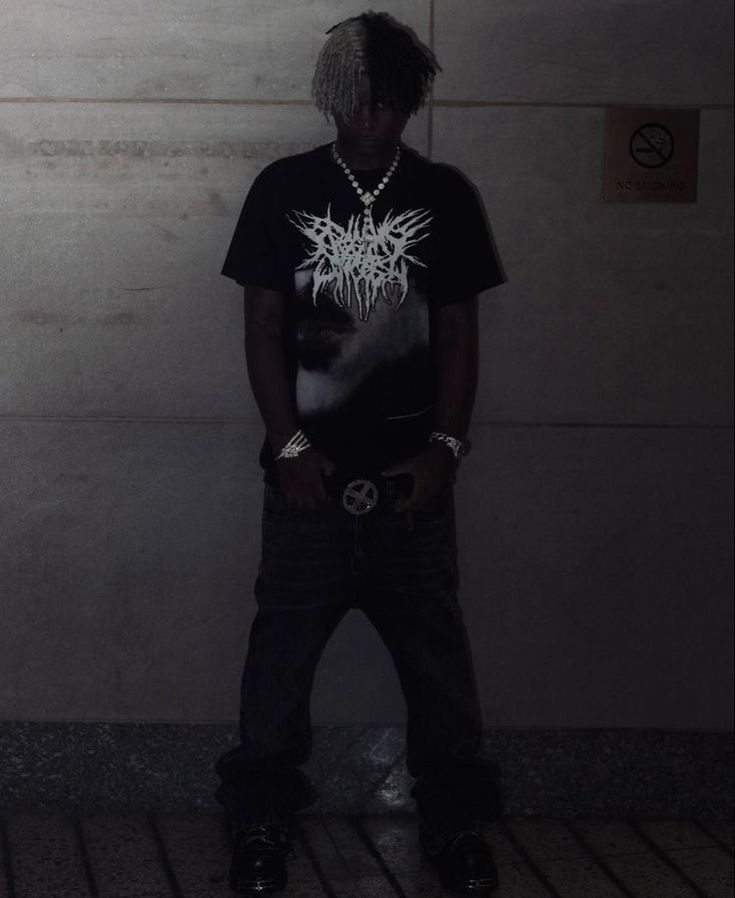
448, 830, 486, 852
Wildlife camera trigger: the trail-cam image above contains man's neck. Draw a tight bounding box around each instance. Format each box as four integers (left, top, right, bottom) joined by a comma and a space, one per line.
333, 138, 399, 171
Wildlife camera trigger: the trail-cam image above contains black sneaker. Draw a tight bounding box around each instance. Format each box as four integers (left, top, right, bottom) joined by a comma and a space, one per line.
424, 829, 499, 894
230, 823, 289, 894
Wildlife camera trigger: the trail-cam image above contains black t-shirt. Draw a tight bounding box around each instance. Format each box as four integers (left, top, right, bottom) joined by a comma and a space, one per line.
222, 143, 504, 481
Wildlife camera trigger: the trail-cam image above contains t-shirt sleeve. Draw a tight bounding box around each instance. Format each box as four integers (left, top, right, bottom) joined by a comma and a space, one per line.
221, 163, 291, 293
431, 168, 505, 305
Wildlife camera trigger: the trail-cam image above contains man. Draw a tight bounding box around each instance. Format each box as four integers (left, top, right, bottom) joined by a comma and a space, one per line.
216, 11, 505, 894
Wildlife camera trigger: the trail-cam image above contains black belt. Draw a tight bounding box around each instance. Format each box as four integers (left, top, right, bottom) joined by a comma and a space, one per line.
323, 472, 413, 516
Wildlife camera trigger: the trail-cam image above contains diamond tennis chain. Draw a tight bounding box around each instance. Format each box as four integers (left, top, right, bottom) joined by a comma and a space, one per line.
331, 143, 401, 212
331, 143, 401, 249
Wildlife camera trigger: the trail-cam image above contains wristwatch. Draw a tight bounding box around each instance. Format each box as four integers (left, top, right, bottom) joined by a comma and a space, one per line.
429, 431, 471, 462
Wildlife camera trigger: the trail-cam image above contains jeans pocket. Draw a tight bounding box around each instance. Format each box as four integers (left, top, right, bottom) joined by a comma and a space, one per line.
263, 483, 292, 516
414, 483, 453, 521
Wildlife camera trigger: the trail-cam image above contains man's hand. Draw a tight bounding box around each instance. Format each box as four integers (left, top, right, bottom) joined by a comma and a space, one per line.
277, 447, 335, 509
382, 443, 455, 513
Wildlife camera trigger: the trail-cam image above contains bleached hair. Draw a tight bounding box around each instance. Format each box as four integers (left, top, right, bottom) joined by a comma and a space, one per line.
312, 11, 439, 120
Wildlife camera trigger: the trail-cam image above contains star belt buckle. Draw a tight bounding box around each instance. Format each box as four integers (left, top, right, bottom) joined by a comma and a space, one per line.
342, 479, 378, 516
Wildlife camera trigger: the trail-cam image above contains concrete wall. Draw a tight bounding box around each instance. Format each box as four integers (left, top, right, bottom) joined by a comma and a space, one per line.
1, 1, 732, 730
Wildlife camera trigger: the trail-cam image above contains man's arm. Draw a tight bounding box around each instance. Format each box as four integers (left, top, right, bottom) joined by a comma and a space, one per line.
244, 285, 334, 508
433, 295, 479, 444
384, 296, 479, 512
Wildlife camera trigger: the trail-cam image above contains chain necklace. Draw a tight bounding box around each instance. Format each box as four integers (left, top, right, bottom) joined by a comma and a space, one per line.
331, 143, 401, 214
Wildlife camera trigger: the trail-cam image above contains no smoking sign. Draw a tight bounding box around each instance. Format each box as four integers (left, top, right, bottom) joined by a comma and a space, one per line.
604, 108, 699, 202
629, 124, 675, 168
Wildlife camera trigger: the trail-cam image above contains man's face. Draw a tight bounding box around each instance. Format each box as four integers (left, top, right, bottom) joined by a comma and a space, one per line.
333, 78, 409, 163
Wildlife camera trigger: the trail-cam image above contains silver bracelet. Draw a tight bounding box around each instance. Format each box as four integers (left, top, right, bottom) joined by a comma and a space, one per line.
429, 430, 469, 461
275, 429, 311, 460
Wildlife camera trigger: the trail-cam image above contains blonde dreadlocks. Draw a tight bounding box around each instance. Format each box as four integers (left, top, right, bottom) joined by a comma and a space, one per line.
312, 11, 439, 120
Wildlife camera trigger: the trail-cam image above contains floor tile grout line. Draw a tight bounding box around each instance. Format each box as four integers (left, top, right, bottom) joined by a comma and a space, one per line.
562, 820, 638, 898
694, 821, 734, 857
348, 816, 407, 897
73, 816, 99, 898
499, 819, 564, 898
625, 818, 711, 898
316, 811, 352, 876
293, 818, 339, 898
0, 817, 17, 898
148, 813, 184, 898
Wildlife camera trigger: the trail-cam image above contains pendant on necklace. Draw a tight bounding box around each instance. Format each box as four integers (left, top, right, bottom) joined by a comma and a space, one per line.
332, 143, 401, 213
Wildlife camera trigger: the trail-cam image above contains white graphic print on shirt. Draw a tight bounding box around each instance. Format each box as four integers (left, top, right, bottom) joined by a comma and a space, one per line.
288, 205, 432, 417
290, 205, 432, 321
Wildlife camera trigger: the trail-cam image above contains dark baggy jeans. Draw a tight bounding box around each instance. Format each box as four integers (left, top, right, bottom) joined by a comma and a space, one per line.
216, 481, 500, 843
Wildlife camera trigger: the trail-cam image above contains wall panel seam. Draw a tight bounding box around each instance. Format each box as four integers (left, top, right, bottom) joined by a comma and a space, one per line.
428, 0, 435, 160
0, 97, 314, 106
0, 98, 731, 110
0, 416, 731, 431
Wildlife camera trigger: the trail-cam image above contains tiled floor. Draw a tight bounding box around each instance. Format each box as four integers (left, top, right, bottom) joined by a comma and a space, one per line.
0, 813, 732, 897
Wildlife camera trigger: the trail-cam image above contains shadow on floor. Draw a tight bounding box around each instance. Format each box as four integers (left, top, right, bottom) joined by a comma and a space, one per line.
0, 811, 733, 896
